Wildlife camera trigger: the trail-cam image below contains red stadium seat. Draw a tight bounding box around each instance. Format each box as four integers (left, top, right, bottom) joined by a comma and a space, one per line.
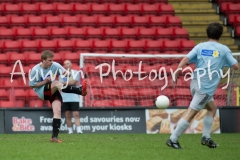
92, 100, 113, 107
119, 27, 137, 40
74, 40, 92, 52
2, 41, 20, 53
1, 78, 19, 87
131, 16, 148, 27
112, 99, 135, 107
120, 88, 138, 97
106, 3, 124, 15
38, 40, 55, 52
37, 4, 54, 15
124, 4, 141, 15
28, 99, 44, 108
85, 28, 103, 40
234, 15, 240, 27
15, 89, 27, 100
159, 4, 174, 16
90, 87, 103, 99
179, 40, 195, 52
113, 16, 131, 27
8, 52, 26, 65
79, 16, 96, 27
55, 3, 72, 15
61, 16, 79, 27
175, 99, 190, 107
15, 100, 26, 108
102, 87, 120, 98
67, 27, 85, 39
8, 16, 26, 27
148, 16, 165, 27
140, 4, 159, 15
0, 101, 15, 108
26, 53, 41, 64
144, 40, 162, 52
60, 52, 79, 64
102, 28, 120, 40
127, 40, 145, 52
226, 3, 240, 15
72, 3, 90, 15
109, 40, 127, 52
32, 28, 49, 40
0, 16, 9, 28
49, 28, 67, 40
139, 99, 154, 107
20, 3, 38, 16
90, 4, 107, 15
0, 66, 15, 77
0, 28, 14, 40
3, 4, 20, 15
0, 54, 8, 65
162, 40, 180, 53
220, 2, 233, 14
155, 28, 172, 40
96, 16, 114, 27
43, 16, 61, 27
14, 28, 32, 40
26, 16, 44, 27
172, 28, 189, 40
55, 40, 73, 52
20, 40, 38, 52
165, 16, 182, 28
0, 89, 9, 100
236, 26, 240, 37
92, 40, 110, 53
138, 87, 158, 99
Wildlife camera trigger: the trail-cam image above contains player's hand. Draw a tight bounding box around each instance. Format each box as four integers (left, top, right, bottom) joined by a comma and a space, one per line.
45, 77, 52, 83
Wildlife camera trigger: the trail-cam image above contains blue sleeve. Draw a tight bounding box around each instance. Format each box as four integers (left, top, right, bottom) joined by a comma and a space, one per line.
186, 44, 199, 64
29, 66, 38, 87
53, 62, 66, 75
225, 51, 237, 68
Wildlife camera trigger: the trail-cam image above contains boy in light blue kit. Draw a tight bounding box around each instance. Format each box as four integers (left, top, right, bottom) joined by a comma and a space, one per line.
59, 60, 83, 134
29, 50, 87, 143
166, 22, 238, 149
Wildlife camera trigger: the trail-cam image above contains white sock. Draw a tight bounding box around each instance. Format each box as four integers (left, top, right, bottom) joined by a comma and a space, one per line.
202, 116, 213, 139
77, 126, 82, 133
170, 118, 189, 143
68, 127, 73, 134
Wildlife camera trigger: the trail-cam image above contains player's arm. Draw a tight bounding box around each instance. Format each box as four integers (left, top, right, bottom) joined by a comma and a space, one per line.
232, 62, 238, 70
30, 77, 51, 88
174, 57, 189, 82
225, 51, 239, 70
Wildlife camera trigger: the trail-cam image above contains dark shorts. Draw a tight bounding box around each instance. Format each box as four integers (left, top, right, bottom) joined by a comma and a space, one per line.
44, 82, 63, 104
61, 102, 79, 112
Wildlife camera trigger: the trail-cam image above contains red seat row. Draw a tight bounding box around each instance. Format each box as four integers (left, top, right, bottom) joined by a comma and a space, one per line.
0, 27, 188, 41
0, 0, 167, 4
0, 3, 174, 16
0, 39, 195, 54
0, 15, 182, 28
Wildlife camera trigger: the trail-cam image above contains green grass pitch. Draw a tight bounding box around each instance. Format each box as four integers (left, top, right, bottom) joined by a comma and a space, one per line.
0, 134, 240, 160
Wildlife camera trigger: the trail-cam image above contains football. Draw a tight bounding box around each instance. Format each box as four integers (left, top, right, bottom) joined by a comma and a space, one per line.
155, 95, 170, 109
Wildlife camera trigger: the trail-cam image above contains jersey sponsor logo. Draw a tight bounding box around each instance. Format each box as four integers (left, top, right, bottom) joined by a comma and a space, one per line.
201, 49, 220, 58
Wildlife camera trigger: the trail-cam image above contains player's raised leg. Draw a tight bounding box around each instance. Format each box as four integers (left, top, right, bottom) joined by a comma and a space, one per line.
201, 100, 218, 148
61, 79, 88, 96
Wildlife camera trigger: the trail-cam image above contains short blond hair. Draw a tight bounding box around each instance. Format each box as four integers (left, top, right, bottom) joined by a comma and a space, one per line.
41, 50, 54, 61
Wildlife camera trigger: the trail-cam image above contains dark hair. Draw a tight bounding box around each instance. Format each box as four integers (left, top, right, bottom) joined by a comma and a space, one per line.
206, 22, 223, 40
41, 50, 54, 61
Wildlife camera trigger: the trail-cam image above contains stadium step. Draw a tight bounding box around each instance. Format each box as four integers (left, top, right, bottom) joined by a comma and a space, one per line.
168, 0, 240, 52
175, 9, 216, 14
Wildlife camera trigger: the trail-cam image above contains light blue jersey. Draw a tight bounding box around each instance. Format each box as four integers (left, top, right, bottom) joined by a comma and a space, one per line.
29, 62, 65, 100
187, 41, 237, 96
58, 70, 80, 102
